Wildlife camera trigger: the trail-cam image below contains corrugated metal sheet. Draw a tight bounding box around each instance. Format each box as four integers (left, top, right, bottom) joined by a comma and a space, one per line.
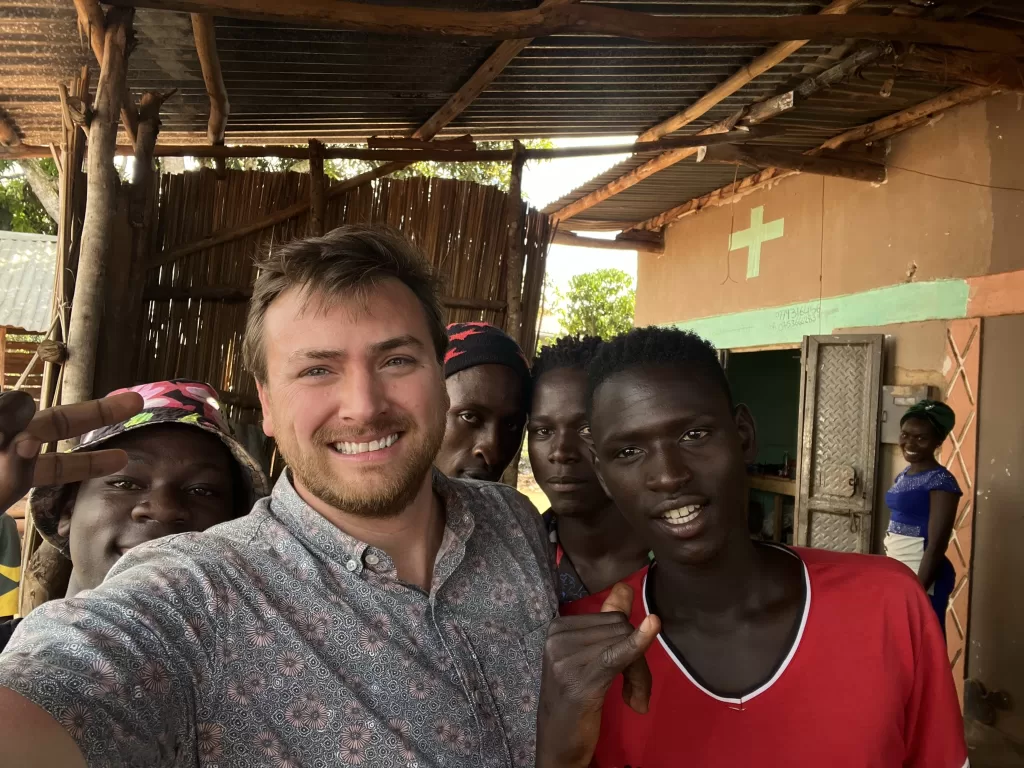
0, 230, 56, 333
543, 62, 956, 228
1, 0, 937, 145
3, 0, 1021, 221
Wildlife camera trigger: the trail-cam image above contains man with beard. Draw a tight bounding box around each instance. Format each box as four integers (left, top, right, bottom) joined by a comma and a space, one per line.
0, 226, 557, 767
435, 322, 531, 482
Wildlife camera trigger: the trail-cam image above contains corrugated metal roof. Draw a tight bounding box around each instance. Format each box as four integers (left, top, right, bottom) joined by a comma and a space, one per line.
543, 61, 956, 228
0, 230, 56, 333
0, 0, 942, 145
3, 0, 1020, 224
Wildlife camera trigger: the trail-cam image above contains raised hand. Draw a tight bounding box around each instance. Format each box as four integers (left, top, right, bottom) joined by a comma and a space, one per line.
536, 582, 661, 768
0, 391, 144, 514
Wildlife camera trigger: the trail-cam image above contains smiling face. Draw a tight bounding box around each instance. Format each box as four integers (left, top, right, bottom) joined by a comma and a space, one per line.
590, 364, 757, 565
899, 416, 942, 465
528, 367, 609, 517
59, 424, 239, 591
256, 278, 448, 517
435, 364, 527, 481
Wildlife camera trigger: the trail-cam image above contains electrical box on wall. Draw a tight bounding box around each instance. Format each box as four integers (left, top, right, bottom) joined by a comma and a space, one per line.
881, 385, 930, 444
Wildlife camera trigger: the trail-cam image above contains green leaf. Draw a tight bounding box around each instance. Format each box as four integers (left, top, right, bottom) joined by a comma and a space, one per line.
553, 268, 636, 340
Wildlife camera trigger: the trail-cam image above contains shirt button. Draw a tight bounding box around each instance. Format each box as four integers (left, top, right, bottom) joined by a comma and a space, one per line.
345, 560, 358, 572
365, 554, 379, 566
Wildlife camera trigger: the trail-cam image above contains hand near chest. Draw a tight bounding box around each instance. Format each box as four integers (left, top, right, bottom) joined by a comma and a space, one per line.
536, 582, 661, 768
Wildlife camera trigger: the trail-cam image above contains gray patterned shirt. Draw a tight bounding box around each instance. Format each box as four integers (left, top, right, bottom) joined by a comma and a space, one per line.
0, 470, 557, 768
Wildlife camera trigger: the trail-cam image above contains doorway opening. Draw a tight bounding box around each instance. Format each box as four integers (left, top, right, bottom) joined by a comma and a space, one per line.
724, 347, 802, 544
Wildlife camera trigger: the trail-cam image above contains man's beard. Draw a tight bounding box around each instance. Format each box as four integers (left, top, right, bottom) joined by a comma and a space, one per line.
278, 409, 446, 519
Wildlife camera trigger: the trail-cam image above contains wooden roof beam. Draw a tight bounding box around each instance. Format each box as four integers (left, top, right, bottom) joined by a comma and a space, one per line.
72, 0, 138, 147
552, 229, 664, 255
353, 0, 578, 190
627, 83, 1001, 232
190, 14, 229, 148
6, 128, 767, 161
107, 2, 1023, 54
701, 144, 886, 183
896, 45, 1024, 91
548, 0, 871, 225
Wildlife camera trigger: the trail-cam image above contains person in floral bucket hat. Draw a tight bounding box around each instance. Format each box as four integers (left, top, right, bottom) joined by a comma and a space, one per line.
20, 379, 268, 602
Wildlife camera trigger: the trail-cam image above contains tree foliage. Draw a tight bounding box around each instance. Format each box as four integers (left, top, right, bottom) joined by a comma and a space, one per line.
555, 268, 635, 340
0, 160, 58, 234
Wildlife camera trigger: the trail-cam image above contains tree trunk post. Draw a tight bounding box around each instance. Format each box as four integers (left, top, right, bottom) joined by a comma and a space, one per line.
62, 7, 133, 408
503, 140, 527, 346
308, 138, 327, 236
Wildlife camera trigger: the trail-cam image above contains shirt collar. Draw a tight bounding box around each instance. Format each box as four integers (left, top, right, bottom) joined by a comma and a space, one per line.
268, 468, 476, 568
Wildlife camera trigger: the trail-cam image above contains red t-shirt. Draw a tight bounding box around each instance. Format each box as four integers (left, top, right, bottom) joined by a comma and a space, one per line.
561, 546, 968, 768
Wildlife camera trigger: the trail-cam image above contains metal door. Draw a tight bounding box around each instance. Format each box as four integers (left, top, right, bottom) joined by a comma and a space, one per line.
795, 335, 883, 553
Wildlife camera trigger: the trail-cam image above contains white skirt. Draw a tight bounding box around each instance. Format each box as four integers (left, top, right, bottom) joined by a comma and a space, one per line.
884, 532, 933, 595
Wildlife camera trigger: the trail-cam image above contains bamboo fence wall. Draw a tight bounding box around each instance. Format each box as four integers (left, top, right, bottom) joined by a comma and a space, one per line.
137, 169, 551, 431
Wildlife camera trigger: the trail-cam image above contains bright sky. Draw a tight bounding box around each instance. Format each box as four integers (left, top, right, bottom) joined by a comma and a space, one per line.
522, 137, 639, 333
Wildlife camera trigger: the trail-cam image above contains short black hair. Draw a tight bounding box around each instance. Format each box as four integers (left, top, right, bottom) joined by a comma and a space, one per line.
532, 335, 604, 381
585, 326, 733, 413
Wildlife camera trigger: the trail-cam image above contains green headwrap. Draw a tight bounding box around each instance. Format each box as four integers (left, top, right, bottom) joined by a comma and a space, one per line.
901, 399, 956, 441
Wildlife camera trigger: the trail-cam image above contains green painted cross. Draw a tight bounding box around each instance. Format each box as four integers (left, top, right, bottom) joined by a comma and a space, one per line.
729, 206, 784, 279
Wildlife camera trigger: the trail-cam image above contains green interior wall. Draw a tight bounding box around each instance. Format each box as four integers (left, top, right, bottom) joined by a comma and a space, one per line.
726, 349, 801, 466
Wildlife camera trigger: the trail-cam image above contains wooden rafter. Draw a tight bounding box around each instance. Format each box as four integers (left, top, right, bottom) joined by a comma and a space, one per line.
190, 14, 229, 148
107, 1, 1023, 54
7, 129, 772, 161
896, 45, 1024, 91
628, 83, 1001, 232
72, 0, 139, 147
548, 0, 867, 224
341, 0, 578, 191
701, 144, 886, 183
552, 230, 664, 255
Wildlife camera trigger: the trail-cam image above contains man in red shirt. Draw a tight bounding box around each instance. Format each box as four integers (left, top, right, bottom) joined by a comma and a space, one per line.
536, 326, 968, 768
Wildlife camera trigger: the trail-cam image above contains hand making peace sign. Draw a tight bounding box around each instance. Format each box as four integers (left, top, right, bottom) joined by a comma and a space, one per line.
0, 390, 144, 515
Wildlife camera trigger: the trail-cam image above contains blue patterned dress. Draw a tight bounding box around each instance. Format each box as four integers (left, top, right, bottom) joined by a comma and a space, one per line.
884, 466, 961, 633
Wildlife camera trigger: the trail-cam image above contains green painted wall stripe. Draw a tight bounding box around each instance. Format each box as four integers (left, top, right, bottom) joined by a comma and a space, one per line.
668, 279, 970, 349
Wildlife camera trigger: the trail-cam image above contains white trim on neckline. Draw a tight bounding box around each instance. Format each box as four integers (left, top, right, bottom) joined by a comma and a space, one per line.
642, 544, 812, 706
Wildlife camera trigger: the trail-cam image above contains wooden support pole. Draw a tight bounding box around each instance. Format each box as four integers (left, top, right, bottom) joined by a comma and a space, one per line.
701, 144, 887, 183
551, 229, 665, 255
191, 12, 229, 176
504, 142, 527, 346
106, 1, 1024, 54
72, 0, 138, 147
62, 7, 133, 407
548, 0, 867, 224
628, 83, 1001, 232
121, 90, 168, 385
308, 138, 326, 236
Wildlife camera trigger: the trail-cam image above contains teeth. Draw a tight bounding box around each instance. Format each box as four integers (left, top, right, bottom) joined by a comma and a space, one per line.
660, 504, 703, 525
332, 434, 399, 455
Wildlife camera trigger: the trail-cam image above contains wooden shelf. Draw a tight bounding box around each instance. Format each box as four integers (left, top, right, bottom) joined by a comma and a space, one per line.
748, 475, 797, 497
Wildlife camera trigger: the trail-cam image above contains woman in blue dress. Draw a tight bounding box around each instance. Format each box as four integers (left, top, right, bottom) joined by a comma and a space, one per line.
884, 400, 961, 634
